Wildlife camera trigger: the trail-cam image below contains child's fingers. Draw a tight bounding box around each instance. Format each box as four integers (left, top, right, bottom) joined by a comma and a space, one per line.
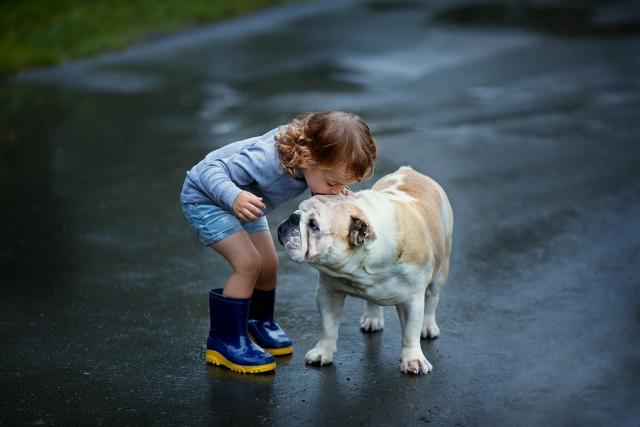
241, 208, 257, 221
244, 203, 263, 218
249, 195, 266, 209
248, 201, 266, 213
246, 196, 265, 212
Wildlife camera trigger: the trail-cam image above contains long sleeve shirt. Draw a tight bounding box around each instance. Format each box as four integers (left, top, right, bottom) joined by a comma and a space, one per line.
179, 127, 308, 215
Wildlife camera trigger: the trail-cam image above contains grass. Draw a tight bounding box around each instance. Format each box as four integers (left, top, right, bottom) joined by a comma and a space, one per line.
0, 0, 297, 76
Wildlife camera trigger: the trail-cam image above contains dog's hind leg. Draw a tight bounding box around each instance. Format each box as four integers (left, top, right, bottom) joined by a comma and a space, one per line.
360, 301, 384, 332
422, 267, 448, 339
423, 239, 451, 339
421, 288, 440, 339
397, 298, 432, 374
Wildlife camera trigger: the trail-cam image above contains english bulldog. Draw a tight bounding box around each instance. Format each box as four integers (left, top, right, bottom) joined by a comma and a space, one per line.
277, 166, 454, 375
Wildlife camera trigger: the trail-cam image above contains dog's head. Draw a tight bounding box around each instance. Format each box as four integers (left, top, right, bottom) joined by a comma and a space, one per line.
277, 194, 376, 269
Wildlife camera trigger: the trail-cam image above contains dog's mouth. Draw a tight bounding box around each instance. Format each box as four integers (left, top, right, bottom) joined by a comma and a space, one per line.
287, 245, 309, 264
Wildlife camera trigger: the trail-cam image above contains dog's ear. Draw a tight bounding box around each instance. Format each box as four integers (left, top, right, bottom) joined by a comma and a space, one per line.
349, 215, 376, 248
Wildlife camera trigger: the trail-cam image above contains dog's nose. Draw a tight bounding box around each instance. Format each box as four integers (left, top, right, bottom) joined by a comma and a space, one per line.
277, 222, 285, 245
277, 213, 301, 246
288, 213, 300, 226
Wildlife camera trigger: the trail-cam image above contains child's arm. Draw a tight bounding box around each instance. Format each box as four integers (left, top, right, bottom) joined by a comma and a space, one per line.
196, 143, 273, 216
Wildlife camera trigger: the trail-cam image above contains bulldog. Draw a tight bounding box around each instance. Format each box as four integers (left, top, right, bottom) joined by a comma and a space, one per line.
277, 166, 454, 375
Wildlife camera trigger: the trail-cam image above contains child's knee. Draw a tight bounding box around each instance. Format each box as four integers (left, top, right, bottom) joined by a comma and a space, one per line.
260, 252, 279, 278
233, 249, 262, 278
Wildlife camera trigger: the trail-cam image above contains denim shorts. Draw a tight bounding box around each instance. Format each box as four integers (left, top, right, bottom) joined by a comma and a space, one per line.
181, 203, 270, 246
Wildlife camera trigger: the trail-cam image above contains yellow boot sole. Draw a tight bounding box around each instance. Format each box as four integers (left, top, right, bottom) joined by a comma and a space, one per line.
262, 345, 293, 356
248, 333, 293, 356
206, 350, 276, 374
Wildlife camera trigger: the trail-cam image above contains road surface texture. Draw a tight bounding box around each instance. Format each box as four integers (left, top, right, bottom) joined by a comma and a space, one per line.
1, 0, 639, 425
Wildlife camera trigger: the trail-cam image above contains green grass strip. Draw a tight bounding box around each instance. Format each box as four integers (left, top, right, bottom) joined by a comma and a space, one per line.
0, 0, 296, 76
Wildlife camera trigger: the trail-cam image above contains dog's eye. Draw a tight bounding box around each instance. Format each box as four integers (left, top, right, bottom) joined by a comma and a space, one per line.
309, 218, 320, 232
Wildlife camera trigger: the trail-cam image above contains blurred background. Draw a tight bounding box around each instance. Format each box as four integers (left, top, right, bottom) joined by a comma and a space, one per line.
1, 0, 639, 425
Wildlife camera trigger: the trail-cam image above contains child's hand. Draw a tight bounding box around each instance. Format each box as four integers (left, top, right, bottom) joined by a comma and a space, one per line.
232, 191, 266, 221
341, 186, 352, 196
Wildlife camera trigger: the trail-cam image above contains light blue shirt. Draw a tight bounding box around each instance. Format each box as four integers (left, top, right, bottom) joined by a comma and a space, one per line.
180, 127, 308, 214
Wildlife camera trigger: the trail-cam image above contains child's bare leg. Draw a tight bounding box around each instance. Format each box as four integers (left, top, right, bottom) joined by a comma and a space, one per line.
248, 231, 278, 291
206, 230, 275, 373
210, 231, 261, 299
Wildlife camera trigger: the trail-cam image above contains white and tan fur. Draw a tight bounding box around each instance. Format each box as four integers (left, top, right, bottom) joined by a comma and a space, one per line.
277, 166, 453, 374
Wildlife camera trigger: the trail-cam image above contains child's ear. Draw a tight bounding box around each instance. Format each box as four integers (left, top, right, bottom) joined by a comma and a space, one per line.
349, 215, 376, 247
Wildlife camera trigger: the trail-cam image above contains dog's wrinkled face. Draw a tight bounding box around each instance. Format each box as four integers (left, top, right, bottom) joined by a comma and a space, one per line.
277, 195, 375, 268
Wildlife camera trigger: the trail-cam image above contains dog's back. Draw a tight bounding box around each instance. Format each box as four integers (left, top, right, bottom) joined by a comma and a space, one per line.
372, 166, 453, 281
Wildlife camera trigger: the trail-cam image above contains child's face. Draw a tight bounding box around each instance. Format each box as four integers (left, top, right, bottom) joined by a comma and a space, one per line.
302, 166, 356, 196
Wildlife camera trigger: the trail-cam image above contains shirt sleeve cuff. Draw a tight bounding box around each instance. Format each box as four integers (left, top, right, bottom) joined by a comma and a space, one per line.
220, 187, 243, 212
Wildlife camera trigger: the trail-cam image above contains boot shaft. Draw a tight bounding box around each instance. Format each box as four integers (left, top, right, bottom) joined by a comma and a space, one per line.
249, 288, 276, 322
208, 288, 250, 339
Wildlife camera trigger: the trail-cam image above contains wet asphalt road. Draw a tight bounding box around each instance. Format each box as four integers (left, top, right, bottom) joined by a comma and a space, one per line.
1, 1, 640, 425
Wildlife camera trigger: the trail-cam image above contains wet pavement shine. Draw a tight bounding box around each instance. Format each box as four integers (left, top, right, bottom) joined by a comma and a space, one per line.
1, 1, 640, 425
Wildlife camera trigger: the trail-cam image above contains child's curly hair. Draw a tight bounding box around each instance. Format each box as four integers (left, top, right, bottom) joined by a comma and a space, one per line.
276, 111, 376, 181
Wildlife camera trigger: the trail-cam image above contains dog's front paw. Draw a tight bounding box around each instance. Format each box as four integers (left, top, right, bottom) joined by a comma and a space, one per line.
360, 313, 384, 332
400, 348, 433, 375
421, 321, 440, 339
305, 343, 335, 366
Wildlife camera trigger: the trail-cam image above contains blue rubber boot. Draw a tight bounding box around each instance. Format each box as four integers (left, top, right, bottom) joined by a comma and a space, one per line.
206, 288, 276, 374
248, 288, 293, 356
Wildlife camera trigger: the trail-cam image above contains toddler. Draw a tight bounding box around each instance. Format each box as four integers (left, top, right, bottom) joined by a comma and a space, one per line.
180, 111, 377, 373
